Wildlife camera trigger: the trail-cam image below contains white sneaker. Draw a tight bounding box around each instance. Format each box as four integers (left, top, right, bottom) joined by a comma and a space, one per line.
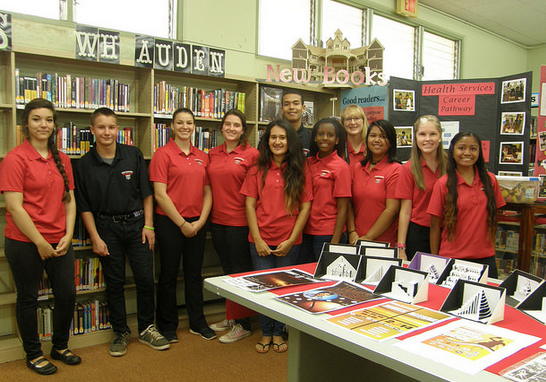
219, 324, 251, 344
209, 319, 234, 332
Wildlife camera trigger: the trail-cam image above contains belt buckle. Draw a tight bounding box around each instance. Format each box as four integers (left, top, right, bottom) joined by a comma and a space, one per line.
112, 215, 123, 223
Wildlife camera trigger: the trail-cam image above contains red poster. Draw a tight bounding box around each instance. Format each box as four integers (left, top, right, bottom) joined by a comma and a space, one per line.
482, 140, 490, 163
362, 106, 384, 123
438, 95, 476, 116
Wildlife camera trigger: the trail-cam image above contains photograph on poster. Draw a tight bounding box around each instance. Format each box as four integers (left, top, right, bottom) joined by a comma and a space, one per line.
440, 121, 459, 149
498, 171, 523, 177
500, 112, 525, 135
500, 142, 524, 165
501, 78, 526, 104
539, 175, 546, 198
393, 90, 415, 111
539, 131, 546, 151
395, 126, 413, 147
541, 83, 546, 116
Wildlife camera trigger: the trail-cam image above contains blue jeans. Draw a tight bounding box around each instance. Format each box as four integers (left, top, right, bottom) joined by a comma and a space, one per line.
250, 243, 300, 337
300, 234, 333, 263
5, 238, 76, 360
95, 215, 155, 334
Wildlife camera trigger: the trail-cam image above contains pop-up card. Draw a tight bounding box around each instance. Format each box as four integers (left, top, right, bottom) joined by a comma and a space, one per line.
359, 246, 398, 258
440, 279, 506, 324
499, 269, 544, 307
408, 252, 453, 285
374, 266, 429, 304
314, 252, 363, 282
356, 239, 389, 248
436, 259, 488, 288
320, 242, 359, 255
357, 256, 403, 285
516, 281, 546, 324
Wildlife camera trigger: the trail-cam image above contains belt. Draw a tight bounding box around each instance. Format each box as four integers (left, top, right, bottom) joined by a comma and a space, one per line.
96, 209, 144, 223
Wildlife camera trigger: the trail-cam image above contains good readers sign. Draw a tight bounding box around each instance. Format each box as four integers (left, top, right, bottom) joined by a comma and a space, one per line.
422, 82, 495, 116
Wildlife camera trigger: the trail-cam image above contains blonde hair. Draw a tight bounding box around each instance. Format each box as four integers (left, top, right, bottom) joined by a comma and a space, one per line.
341, 105, 368, 141
410, 115, 447, 190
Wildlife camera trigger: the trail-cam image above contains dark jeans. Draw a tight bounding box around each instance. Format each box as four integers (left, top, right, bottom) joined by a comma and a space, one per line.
155, 214, 208, 336
250, 243, 300, 337
95, 215, 154, 334
210, 223, 252, 330
5, 238, 76, 360
406, 221, 431, 261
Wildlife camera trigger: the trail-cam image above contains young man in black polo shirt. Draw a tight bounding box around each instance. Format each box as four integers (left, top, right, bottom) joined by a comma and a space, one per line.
281, 89, 311, 155
74, 108, 169, 357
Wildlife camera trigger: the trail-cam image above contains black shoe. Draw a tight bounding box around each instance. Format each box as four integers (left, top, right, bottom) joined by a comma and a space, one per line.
51, 348, 82, 365
26, 357, 58, 375
163, 332, 178, 343
189, 327, 217, 340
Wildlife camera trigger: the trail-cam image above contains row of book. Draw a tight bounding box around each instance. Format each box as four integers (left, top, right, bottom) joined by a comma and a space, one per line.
38, 300, 111, 341
15, 69, 131, 112
534, 232, 546, 256
153, 81, 246, 118
38, 257, 105, 297
73, 217, 92, 247
153, 124, 218, 153
56, 124, 134, 155
496, 228, 519, 253
530, 258, 546, 279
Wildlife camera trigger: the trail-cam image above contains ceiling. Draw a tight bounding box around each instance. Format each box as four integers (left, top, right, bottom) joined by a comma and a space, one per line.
419, 0, 546, 47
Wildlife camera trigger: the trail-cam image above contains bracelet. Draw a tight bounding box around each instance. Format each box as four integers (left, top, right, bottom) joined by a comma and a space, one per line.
395, 243, 406, 249
348, 230, 356, 234
179, 221, 186, 229
144, 225, 154, 231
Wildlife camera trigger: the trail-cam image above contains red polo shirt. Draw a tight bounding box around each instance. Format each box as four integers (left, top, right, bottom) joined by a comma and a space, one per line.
351, 156, 401, 246
208, 143, 258, 226
427, 169, 506, 259
304, 152, 351, 235
0, 140, 75, 243
395, 158, 442, 227
149, 139, 209, 218
240, 161, 313, 246
347, 139, 365, 169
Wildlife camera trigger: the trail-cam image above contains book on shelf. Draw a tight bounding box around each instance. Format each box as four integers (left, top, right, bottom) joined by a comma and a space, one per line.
192, 126, 217, 153
153, 81, 245, 118
153, 123, 170, 151
259, 86, 283, 122
15, 69, 130, 112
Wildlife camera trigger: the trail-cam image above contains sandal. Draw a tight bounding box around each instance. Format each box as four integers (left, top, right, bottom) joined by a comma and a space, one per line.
255, 341, 271, 354
272, 341, 288, 353
26, 357, 58, 375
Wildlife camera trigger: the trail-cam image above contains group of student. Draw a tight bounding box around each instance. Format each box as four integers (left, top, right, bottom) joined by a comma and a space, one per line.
0, 88, 506, 374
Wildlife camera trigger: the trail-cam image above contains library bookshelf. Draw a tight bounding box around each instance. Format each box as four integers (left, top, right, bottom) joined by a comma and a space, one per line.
0, 48, 337, 363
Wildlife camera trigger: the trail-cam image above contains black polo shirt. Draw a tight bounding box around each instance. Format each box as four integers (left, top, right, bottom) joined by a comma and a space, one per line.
297, 124, 312, 156
74, 143, 152, 215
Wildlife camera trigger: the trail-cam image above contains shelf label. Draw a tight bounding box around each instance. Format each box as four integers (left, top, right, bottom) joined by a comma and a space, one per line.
75, 25, 119, 64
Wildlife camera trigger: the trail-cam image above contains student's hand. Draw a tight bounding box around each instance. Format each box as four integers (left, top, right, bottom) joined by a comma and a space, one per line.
255, 239, 272, 257
189, 220, 204, 233
272, 239, 294, 257
54, 235, 72, 257
398, 248, 408, 261
37, 241, 57, 260
348, 231, 359, 245
142, 228, 155, 251
91, 237, 109, 257
180, 221, 197, 238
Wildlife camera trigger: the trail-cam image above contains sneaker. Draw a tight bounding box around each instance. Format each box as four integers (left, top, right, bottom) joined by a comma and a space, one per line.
163, 332, 178, 343
110, 331, 130, 357
139, 324, 170, 351
189, 326, 217, 340
219, 324, 251, 344
210, 319, 234, 332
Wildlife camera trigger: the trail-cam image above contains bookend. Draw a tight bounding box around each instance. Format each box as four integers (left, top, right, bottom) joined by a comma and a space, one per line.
499, 269, 544, 307
408, 252, 453, 285
374, 266, 429, 304
440, 279, 506, 324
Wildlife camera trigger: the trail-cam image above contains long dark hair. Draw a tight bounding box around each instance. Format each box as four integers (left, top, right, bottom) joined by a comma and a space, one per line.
257, 119, 306, 213
22, 98, 71, 203
309, 117, 347, 160
444, 131, 497, 242
361, 119, 399, 166
221, 109, 248, 147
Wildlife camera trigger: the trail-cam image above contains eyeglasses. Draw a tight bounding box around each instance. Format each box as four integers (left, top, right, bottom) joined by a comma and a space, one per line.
344, 117, 362, 122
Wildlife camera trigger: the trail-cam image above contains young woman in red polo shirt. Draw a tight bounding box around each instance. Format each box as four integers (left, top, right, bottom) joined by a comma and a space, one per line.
149, 107, 215, 342
241, 119, 312, 354
300, 118, 351, 262
347, 119, 401, 247
341, 105, 367, 167
428, 131, 505, 278
395, 115, 448, 261
207, 109, 259, 343
0, 99, 80, 375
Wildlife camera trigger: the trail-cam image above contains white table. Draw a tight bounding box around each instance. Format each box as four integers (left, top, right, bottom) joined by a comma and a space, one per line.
205, 275, 507, 382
